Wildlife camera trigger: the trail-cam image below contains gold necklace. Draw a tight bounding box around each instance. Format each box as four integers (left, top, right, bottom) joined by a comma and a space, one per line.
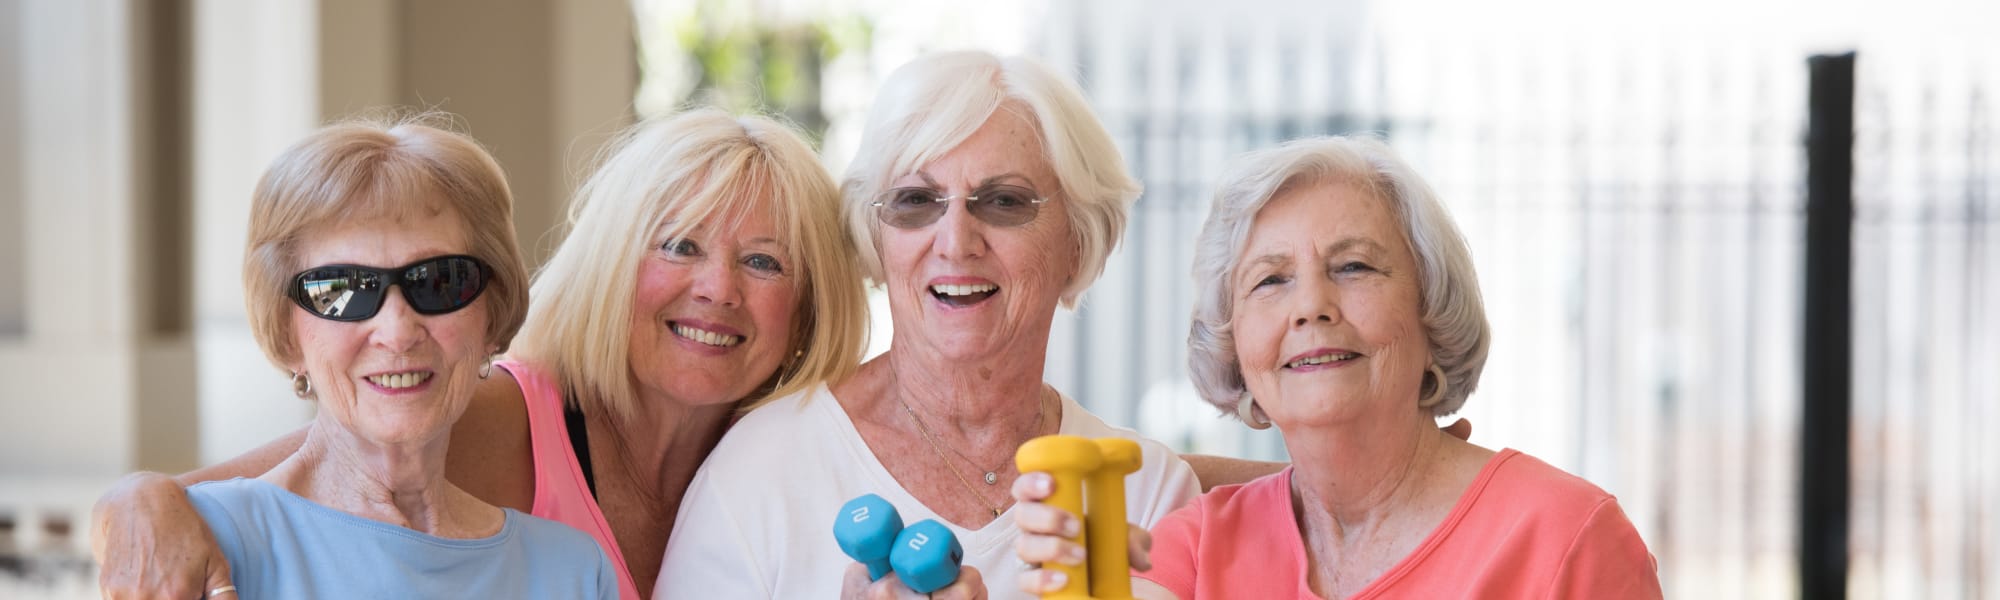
898, 389, 1050, 518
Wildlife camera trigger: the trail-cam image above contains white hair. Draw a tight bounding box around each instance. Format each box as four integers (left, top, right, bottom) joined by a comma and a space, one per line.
840, 50, 1141, 307
1188, 135, 1490, 418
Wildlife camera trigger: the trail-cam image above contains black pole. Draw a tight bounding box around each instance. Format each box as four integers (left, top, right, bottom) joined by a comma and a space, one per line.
1800, 51, 1855, 600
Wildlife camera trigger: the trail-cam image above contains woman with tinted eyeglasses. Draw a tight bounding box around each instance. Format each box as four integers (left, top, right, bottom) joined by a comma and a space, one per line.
655, 50, 1204, 600
167, 119, 617, 598
92, 109, 868, 599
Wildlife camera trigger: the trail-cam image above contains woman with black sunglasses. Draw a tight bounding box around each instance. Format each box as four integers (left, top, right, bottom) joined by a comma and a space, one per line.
122, 118, 618, 598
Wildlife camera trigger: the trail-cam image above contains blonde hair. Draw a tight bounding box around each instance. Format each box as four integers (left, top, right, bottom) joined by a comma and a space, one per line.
511, 108, 867, 420
1188, 135, 1490, 418
243, 115, 530, 372
841, 50, 1141, 307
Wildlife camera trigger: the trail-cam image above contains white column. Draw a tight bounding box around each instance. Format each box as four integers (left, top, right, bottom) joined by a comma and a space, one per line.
189, 0, 321, 463
0, 0, 142, 476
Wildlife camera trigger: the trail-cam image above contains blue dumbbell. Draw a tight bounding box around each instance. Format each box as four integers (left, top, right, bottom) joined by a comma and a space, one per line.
833, 494, 903, 581
889, 519, 964, 594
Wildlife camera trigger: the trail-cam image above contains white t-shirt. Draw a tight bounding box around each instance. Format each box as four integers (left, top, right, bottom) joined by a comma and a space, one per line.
655, 382, 1200, 599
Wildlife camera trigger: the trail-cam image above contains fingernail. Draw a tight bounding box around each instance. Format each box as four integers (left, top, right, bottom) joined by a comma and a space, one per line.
1064, 519, 1080, 537
1046, 571, 1068, 590
1064, 544, 1087, 565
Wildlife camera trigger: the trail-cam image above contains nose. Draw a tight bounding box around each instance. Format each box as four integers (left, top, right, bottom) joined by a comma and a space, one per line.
369, 290, 429, 355
690, 256, 743, 307
1290, 272, 1340, 328
932, 198, 987, 261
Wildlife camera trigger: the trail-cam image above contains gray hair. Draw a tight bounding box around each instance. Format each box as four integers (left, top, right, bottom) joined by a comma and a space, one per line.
1187, 135, 1489, 418
841, 50, 1141, 307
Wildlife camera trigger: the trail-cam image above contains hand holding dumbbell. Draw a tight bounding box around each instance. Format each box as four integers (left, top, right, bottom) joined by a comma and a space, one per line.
1013, 435, 1146, 600
833, 494, 969, 595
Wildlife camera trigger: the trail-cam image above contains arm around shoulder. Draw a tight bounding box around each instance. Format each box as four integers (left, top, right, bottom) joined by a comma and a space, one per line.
1180, 454, 1286, 492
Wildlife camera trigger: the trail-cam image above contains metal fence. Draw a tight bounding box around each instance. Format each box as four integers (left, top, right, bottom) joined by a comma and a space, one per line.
1030, 3, 1999, 598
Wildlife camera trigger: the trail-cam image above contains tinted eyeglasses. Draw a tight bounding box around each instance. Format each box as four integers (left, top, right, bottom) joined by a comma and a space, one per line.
289, 255, 492, 322
870, 184, 1049, 229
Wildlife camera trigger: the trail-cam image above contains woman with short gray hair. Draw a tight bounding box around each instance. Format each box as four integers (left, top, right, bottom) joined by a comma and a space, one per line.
1015, 135, 1662, 598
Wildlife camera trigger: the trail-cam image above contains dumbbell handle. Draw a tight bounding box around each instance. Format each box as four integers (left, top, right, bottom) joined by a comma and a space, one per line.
1017, 435, 1105, 600
1087, 438, 1142, 600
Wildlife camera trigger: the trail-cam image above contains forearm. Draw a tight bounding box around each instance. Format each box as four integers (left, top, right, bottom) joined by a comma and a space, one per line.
172, 426, 308, 486
1181, 454, 1287, 492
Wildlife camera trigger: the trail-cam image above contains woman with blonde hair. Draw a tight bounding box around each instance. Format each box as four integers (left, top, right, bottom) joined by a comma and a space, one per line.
93, 108, 868, 599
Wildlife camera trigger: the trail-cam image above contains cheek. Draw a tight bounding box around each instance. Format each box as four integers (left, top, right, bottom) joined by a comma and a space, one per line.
1006, 228, 1077, 293
752, 282, 803, 342
1229, 311, 1281, 372
632, 262, 685, 313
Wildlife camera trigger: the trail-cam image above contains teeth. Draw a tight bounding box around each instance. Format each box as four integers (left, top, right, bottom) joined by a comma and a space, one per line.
930, 283, 998, 297
366, 372, 432, 389
1286, 352, 1359, 369
672, 323, 743, 347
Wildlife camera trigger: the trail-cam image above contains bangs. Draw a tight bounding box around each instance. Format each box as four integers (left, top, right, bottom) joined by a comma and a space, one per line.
654, 144, 806, 274
276, 141, 458, 258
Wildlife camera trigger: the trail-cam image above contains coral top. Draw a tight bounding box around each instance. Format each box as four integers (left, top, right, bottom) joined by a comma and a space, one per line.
1138, 449, 1662, 599
499, 359, 642, 600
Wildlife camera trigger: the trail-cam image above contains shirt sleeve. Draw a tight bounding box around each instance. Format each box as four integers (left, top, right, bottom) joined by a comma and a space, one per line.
1133, 500, 1202, 599
183, 484, 249, 578
595, 550, 620, 600
653, 466, 773, 599
1132, 452, 1201, 528
1546, 498, 1664, 599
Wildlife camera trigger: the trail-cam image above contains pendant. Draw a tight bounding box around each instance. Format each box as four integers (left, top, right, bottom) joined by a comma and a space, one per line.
984, 471, 999, 485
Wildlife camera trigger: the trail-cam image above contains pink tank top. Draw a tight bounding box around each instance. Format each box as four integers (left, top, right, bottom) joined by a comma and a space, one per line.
498, 359, 643, 600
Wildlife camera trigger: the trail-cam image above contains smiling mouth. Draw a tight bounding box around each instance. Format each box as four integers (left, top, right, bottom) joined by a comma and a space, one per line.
930, 283, 998, 307
366, 371, 433, 389
671, 322, 744, 347
1285, 352, 1361, 369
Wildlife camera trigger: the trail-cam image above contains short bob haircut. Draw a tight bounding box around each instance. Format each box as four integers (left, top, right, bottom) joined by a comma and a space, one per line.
510, 108, 867, 419
1188, 135, 1490, 418
841, 50, 1142, 307
243, 116, 530, 374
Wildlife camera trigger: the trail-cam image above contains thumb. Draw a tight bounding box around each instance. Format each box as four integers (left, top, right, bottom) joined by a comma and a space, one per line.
839, 562, 871, 598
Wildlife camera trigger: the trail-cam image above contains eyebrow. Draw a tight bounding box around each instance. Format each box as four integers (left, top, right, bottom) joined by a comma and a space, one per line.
912, 171, 1035, 190
1235, 237, 1390, 284
1325, 238, 1388, 257
741, 236, 788, 250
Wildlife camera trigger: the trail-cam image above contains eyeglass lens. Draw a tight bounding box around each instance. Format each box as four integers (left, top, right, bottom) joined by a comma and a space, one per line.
877, 184, 1043, 229
292, 255, 488, 321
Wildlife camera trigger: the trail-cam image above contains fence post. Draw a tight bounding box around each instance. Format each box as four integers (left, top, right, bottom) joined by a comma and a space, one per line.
1801, 51, 1855, 600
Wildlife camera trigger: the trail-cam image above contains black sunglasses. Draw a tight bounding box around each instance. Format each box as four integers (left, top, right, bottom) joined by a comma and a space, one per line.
289, 255, 493, 322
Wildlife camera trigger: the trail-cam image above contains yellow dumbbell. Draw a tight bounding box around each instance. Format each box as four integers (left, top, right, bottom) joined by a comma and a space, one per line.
1016, 435, 1143, 600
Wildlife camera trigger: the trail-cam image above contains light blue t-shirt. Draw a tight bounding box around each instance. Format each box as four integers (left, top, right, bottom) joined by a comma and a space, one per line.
187, 478, 617, 600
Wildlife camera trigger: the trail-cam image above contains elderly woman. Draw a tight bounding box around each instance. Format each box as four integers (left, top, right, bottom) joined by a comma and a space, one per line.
654, 51, 1201, 599
92, 109, 868, 599
1012, 136, 1662, 598
180, 119, 616, 597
